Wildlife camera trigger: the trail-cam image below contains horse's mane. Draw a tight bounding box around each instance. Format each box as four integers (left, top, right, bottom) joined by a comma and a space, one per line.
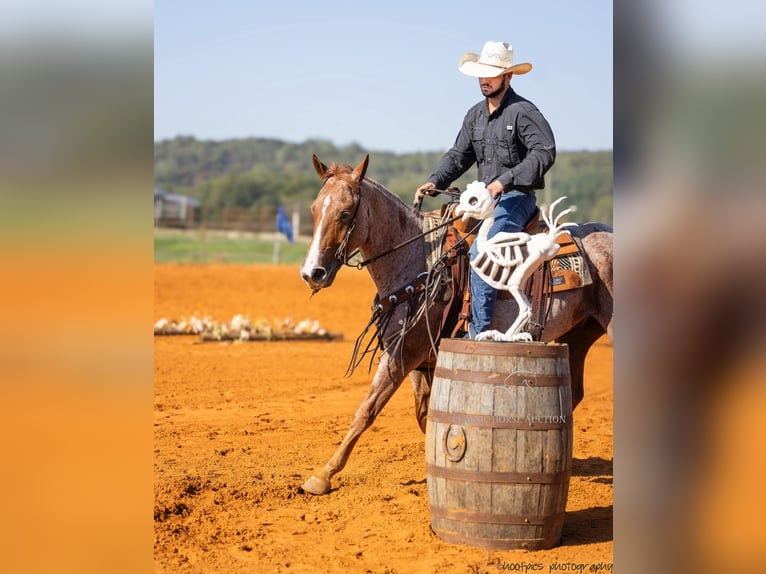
363, 176, 405, 205
325, 162, 419, 220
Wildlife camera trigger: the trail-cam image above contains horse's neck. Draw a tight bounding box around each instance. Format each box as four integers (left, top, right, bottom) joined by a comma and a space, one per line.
360, 184, 426, 296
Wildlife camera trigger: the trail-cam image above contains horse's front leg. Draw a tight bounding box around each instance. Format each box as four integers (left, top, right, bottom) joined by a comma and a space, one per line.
301, 353, 407, 495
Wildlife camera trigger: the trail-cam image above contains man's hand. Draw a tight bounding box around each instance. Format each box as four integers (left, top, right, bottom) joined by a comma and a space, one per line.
414, 182, 437, 206
487, 180, 505, 198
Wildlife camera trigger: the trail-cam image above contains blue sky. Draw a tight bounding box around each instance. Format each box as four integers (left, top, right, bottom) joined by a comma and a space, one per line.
155, 1, 613, 154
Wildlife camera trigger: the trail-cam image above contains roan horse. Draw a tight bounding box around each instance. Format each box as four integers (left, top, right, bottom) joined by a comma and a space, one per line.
299, 155, 613, 495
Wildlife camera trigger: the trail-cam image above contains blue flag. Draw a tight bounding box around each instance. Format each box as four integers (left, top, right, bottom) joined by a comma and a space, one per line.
276, 205, 294, 243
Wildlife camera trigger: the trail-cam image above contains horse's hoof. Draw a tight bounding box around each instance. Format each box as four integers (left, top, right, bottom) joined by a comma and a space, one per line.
301, 475, 331, 495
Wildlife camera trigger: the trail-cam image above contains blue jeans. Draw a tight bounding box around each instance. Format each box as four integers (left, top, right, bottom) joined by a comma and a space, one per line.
468, 190, 538, 335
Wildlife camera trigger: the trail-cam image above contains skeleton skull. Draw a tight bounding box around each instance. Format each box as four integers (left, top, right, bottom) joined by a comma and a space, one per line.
455, 181, 496, 221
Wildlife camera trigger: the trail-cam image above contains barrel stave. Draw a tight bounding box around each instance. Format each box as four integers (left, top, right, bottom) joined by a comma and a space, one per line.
425, 340, 573, 550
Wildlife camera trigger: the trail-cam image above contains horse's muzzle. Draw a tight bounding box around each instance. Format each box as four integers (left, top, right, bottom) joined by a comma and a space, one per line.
302, 265, 328, 286
300, 263, 340, 290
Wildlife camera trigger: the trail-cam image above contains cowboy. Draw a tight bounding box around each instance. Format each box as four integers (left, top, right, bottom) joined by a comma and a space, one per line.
414, 40, 556, 338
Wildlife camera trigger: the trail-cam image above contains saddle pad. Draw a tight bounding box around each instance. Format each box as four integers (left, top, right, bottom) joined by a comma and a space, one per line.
549, 233, 592, 292
422, 210, 446, 270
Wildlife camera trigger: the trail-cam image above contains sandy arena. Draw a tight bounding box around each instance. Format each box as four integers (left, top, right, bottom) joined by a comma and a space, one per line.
154, 263, 613, 572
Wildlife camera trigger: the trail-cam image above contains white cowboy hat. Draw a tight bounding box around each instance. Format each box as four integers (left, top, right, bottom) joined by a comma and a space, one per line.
458, 41, 532, 77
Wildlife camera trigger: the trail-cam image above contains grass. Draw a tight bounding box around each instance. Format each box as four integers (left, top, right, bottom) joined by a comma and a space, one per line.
154, 228, 309, 264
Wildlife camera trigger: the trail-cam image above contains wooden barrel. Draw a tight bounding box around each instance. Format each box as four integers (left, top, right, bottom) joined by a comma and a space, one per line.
425, 338, 573, 550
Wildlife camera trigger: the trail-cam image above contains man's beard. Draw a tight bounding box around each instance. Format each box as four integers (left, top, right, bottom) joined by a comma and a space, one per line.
481, 83, 506, 99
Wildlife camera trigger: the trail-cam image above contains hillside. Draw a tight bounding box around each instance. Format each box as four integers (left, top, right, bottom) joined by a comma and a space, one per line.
155, 136, 612, 228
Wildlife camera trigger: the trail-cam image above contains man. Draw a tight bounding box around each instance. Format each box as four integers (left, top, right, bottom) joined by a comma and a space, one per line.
414, 40, 556, 338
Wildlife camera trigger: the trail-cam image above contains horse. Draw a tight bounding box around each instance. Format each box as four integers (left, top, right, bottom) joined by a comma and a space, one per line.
299, 154, 613, 495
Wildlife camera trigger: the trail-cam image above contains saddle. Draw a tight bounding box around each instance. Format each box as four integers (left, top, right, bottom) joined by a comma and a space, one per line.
424, 204, 592, 343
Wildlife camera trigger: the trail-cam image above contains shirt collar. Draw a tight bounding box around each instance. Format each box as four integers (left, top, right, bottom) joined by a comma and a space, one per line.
487, 86, 516, 118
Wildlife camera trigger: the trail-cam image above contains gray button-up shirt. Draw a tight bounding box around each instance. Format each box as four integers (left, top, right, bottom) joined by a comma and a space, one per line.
428, 87, 556, 193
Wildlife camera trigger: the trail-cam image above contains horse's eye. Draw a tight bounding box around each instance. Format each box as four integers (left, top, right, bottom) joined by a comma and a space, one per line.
469, 196, 478, 206
340, 211, 351, 223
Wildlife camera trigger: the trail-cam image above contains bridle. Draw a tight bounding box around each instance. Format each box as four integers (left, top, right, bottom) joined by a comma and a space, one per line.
333, 184, 362, 267
333, 184, 465, 270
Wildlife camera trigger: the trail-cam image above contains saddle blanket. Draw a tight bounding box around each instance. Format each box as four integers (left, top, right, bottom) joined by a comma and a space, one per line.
547, 233, 593, 292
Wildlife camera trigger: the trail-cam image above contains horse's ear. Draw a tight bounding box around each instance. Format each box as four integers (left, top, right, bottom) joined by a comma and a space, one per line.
312, 154, 329, 180
351, 154, 369, 185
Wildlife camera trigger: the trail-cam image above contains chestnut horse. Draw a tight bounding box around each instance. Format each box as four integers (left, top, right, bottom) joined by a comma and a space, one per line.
299, 155, 613, 495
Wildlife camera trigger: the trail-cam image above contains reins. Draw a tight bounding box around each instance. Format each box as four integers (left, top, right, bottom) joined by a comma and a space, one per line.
339, 187, 464, 270
345, 222, 477, 377
343, 189, 482, 377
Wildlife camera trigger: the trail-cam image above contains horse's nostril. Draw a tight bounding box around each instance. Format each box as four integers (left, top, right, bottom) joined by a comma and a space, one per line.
310, 267, 327, 283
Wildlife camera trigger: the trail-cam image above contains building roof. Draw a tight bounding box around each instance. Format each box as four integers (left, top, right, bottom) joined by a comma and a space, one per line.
154, 188, 200, 207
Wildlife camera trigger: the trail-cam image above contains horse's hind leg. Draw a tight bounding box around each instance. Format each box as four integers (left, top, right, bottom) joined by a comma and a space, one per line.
556, 317, 606, 410
302, 354, 407, 495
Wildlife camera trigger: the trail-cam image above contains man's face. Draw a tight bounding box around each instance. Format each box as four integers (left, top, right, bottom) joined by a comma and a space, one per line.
479, 74, 509, 99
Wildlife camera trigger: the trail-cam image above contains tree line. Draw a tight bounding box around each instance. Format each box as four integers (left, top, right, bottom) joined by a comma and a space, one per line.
155, 136, 612, 230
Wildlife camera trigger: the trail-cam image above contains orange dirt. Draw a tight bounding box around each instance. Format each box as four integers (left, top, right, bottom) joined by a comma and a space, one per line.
154, 263, 613, 573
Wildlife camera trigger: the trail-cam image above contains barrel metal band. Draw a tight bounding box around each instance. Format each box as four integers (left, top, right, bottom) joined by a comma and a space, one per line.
430, 505, 564, 526
433, 367, 565, 387
428, 408, 568, 430
427, 463, 571, 484
439, 338, 566, 358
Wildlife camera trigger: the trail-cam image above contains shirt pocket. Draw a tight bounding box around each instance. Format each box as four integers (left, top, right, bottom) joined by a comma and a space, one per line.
470, 127, 485, 163
499, 129, 520, 166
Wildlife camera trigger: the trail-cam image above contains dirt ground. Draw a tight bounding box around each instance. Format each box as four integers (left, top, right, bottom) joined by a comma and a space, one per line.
154, 263, 613, 573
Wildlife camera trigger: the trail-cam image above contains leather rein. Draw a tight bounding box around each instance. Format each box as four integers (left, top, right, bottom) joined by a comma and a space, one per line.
335, 187, 463, 270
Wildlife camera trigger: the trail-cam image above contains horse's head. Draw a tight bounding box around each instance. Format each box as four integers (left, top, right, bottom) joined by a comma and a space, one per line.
455, 181, 495, 222
300, 154, 369, 291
